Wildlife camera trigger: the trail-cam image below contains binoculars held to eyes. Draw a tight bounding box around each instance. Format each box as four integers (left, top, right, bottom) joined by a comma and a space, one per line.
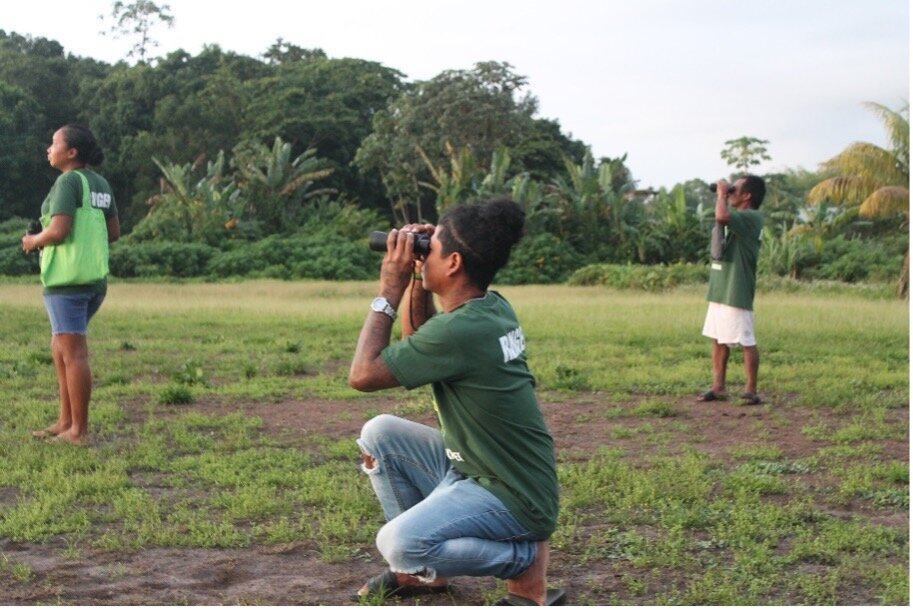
709, 183, 736, 194
369, 231, 432, 258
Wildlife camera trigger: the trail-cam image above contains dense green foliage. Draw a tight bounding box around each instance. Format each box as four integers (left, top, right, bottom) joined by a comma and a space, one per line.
0, 29, 906, 288
354, 61, 587, 222
807, 102, 909, 296
0, 218, 41, 276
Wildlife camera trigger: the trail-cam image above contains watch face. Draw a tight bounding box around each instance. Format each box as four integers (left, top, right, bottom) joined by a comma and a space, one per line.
371, 297, 395, 319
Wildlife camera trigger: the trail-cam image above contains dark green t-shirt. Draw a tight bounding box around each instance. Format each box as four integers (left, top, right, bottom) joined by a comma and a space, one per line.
41, 170, 117, 295
706, 208, 764, 310
382, 291, 559, 538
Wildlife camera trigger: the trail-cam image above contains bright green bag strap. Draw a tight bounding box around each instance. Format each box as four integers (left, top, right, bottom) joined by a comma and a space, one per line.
74, 170, 91, 208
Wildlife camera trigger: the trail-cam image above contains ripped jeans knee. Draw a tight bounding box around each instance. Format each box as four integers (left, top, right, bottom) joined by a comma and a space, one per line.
356, 415, 392, 477
359, 448, 378, 473
356, 414, 449, 521
356, 413, 403, 474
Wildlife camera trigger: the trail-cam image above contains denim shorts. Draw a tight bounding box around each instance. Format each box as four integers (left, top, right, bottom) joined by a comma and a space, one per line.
43, 291, 106, 335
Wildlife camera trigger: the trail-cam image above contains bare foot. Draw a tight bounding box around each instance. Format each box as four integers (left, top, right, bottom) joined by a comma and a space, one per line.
506, 540, 549, 604
31, 423, 70, 439
48, 430, 87, 446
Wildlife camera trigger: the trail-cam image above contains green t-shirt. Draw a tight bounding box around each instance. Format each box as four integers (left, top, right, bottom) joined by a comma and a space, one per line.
707, 208, 763, 310
41, 170, 117, 295
382, 291, 559, 538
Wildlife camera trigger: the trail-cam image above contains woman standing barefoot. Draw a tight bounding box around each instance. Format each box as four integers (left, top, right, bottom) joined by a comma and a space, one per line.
22, 125, 120, 446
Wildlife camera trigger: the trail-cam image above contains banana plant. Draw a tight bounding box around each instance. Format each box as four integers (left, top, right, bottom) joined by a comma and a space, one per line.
418, 145, 521, 215
479, 147, 512, 196
544, 150, 641, 261
231, 136, 336, 235
140, 151, 241, 245
789, 200, 859, 256
759, 225, 813, 279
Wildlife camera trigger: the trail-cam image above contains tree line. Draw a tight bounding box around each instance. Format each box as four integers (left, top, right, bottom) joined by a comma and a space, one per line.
0, 29, 907, 290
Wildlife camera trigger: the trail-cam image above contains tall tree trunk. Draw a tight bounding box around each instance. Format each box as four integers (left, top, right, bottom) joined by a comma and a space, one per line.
897, 249, 909, 299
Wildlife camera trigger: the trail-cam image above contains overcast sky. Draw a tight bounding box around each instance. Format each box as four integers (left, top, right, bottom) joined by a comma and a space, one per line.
2, 0, 909, 189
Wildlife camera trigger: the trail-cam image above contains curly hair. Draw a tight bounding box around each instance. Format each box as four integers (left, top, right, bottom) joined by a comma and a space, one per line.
436, 197, 525, 290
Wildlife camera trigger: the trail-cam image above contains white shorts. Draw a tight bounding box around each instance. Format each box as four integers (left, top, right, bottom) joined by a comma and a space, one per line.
702, 302, 756, 347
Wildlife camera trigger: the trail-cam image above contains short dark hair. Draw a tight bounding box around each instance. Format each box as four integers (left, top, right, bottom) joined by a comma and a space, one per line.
437, 197, 525, 290
741, 174, 766, 209
61, 124, 104, 166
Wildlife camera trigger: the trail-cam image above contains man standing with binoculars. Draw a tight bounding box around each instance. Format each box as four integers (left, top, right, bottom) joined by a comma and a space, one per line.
698, 175, 766, 406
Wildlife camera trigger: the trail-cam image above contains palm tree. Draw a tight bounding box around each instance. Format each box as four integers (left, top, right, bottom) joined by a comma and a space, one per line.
808, 102, 909, 297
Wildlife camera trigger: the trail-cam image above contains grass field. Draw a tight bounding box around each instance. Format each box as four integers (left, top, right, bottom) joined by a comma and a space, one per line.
0, 279, 908, 604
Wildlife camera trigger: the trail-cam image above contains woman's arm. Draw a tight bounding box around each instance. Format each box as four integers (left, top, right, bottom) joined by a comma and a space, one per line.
22, 215, 73, 253
106, 214, 121, 243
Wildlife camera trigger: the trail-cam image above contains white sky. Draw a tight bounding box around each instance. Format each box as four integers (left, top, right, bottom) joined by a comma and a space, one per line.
2, 0, 909, 189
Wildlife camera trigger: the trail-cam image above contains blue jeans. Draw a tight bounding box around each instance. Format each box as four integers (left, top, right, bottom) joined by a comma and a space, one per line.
357, 414, 539, 581
43, 291, 105, 335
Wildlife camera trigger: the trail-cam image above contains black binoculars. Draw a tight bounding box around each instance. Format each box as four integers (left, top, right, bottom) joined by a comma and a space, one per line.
709, 183, 736, 194
369, 231, 431, 258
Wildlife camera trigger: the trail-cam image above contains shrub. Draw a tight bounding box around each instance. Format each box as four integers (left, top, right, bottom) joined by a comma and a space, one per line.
205, 238, 279, 277
110, 241, 220, 278
206, 229, 377, 281
0, 246, 39, 276
568, 262, 708, 290
804, 235, 906, 283
497, 233, 582, 285
159, 383, 194, 405
0, 217, 39, 276
0, 217, 30, 246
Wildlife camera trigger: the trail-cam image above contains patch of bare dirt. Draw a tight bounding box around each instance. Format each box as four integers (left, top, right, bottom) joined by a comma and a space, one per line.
0, 392, 907, 605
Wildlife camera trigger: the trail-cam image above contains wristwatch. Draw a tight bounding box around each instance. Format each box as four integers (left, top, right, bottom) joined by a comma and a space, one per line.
370, 297, 397, 321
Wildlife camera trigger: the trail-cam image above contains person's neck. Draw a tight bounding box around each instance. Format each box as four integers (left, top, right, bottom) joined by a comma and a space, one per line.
439, 284, 486, 313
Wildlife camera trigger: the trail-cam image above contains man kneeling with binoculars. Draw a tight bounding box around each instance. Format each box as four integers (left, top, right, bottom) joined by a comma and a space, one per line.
349, 198, 564, 605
